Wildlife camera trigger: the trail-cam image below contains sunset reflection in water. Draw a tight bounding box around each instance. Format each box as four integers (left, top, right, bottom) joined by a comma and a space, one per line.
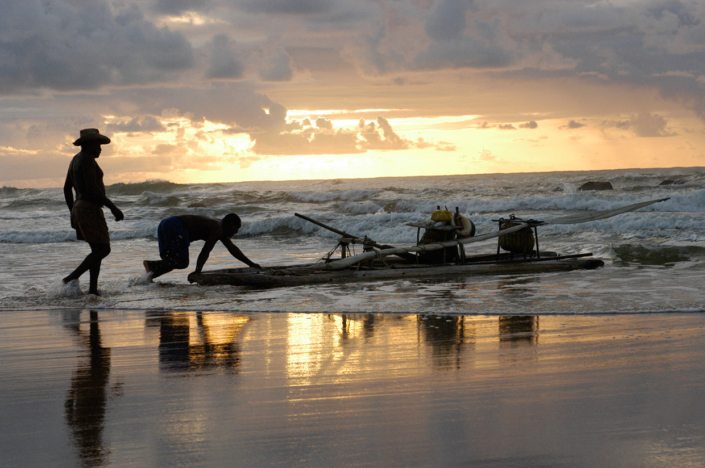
1, 310, 704, 468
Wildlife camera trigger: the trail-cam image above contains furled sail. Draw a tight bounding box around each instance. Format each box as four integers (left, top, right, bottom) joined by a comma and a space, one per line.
543, 197, 669, 225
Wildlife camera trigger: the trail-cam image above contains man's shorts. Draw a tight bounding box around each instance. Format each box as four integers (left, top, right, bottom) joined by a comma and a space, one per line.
72, 199, 110, 244
158, 216, 190, 263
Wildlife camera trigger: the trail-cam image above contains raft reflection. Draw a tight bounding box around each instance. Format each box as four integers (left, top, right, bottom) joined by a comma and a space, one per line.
499, 316, 540, 346
418, 315, 475, 370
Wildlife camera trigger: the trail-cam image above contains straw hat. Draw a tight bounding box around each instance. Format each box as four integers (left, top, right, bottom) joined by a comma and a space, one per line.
73, 128, 111, 146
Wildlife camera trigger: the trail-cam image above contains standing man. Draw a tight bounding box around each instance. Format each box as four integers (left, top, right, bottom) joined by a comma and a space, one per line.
63, 128, 124, 295
143, 213, 261, 281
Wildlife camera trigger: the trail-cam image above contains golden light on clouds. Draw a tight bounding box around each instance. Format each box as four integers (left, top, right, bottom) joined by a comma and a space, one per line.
2, 0, 705, 187
95, 109, 705, 187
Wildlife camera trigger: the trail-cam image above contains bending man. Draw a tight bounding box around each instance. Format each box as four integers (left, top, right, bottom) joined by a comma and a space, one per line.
144, 213, 260, 281
63, 128, 124, 295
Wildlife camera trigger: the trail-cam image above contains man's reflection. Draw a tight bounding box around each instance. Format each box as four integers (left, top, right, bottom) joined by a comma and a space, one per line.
499, 316, 539, 347
337, 313, 377, 342
64, 310, 111, 467
418, 315, 474, 369
148, 311, 249, 373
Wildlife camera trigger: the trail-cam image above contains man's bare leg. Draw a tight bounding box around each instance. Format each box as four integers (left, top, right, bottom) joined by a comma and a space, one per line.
143, 259, 176, 279
63, 243, 111, 294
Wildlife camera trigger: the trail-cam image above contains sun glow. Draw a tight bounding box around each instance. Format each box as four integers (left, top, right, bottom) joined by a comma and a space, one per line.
98, 110, 705, 187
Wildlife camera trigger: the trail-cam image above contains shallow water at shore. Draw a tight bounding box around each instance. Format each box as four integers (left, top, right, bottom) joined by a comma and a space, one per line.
2, 309, 705, 467
3, 237, 705, 314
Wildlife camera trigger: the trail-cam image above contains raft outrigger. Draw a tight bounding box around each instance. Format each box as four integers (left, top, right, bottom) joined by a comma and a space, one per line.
189, 198, 669, 288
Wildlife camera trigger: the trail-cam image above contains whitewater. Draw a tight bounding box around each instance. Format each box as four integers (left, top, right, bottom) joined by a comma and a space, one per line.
2, 167, 705, 314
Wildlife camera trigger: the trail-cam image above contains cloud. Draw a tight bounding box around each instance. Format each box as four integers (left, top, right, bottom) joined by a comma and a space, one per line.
257, 43, 294, 82
114, 82, 283, 131
603, 112, 676, 137
478, 147, 496, 161
250, 115, 444, 155
474, 122, 495, 129
499, 124, 516, 130
316, 117, 334, 130
107, 116, 166, 134
563, 120, 586, 129
424, 0, 475, 42
416, 18, 516, 70
207, 34, 245, 79
0, 1, 194, 94
237, 0, 336, 15
359, 117, 411, 150
0, 151, 68, 182
153, 0, 211, 15
519, 121, 538, 129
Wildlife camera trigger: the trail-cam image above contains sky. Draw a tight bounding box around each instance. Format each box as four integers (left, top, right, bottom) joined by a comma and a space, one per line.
1, 0, 705, 188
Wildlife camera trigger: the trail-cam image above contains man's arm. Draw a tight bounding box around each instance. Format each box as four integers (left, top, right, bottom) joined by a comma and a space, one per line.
102, 197, 124, 221
63, 169, 74, 212
193, 236, 219, 274
221, 238, 261, 269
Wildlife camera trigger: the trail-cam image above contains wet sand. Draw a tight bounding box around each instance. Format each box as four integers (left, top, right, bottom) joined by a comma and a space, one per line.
1, 310, 705, 468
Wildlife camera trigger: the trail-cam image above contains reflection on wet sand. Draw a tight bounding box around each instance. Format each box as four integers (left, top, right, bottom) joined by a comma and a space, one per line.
63, 310, 113, 467
338, 313, 376, 342
3, 310, 703, 468
146, 311, 250, 373
419, 315, 475, 369
499, 316, 539, 347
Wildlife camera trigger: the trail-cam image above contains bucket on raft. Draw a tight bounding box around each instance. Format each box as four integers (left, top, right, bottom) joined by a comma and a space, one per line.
498, 220, 535, 254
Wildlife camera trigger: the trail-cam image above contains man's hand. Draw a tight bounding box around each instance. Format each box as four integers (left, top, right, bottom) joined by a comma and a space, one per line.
112, 207, 124, 222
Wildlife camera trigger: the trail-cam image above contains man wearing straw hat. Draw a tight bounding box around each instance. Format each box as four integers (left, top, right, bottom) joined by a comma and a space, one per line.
62, 128, 124, 295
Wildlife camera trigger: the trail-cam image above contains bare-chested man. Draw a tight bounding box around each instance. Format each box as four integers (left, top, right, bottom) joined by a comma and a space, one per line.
63, 128, 124, 295
143, 213, 261, 281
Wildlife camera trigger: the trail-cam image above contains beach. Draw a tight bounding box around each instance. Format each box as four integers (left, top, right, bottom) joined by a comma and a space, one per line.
2, 170, 705, 466
1, 309, 704, 467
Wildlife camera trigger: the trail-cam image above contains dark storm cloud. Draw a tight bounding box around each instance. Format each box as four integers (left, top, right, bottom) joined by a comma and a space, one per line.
416, 17, 516, 70
153, 0, 211, 15
0, 0, 194, 94
207, 35, 245, 79
237, 0, 336, 15
424, 0, 476, 42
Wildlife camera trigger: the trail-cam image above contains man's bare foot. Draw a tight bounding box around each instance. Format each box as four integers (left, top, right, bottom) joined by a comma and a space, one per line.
143, 260, 151, 273
88, 289, 102, 296
62, 276, 72, 284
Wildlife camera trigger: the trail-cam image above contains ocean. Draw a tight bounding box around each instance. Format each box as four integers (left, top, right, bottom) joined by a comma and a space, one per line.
2, 167, 705, 314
